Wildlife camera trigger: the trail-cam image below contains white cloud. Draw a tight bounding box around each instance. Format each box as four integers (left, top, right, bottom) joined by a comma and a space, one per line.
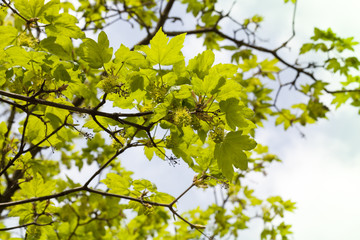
253, 104, 360, 240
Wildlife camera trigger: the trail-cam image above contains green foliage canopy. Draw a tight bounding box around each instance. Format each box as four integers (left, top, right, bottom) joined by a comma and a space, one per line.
0, 0, 358, 239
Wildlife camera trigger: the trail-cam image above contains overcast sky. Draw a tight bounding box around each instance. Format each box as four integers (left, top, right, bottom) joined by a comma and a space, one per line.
75, 0, 360, 239
220, 1, 360, 239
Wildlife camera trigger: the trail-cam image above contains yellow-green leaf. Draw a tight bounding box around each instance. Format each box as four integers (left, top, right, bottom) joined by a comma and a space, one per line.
142, 28, 186, 66
214, 132, 257, 179
0, 26, 17, 50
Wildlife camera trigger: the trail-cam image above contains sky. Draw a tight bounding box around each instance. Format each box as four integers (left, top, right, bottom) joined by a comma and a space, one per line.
236, 1, 360, 239
64, 0, 360, 239
217, 0, 360, 239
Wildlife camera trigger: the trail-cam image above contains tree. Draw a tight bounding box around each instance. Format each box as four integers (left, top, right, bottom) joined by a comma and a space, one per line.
0, 0, 358, 239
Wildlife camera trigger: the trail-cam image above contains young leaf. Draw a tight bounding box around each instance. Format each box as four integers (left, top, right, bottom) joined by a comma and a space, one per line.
214, 132, 257, 179
101, 173, 131, 195
187, 50, 215, 78
142, 28, 186, 66
216, 79, 243, 101
260, 59, 280, 73
53, 64, 71, 82
219, 98, 254, 131
133, 179, 157, 192
40, 36, 73, 60
0, 121, 8, 146
144, 146, 154, 160
0, 26, 17, 50
203, 63, 237, 94
18, 173, 56, 198
45, 13, 85, 39
114, 44, 149, 68
78, 31, 113, 68
14, 0, 56, 20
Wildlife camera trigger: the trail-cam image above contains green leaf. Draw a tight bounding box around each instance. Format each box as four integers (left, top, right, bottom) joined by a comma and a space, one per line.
60, 1, 75, 12
206, 64, 237, 94
83, 116, 119, 132
182, 0, 203, 16
144, 146, 154, 160
307, 99, 329, 120
0, 69, 5, 87
231, 49, 253, 63
331, 92, 350, 109
203, 32, 223, 50
239, 56, 258, 72
45, 13, 85, 39
169, 85, 192, 99
219, 98, 254, 131
53, 64, 71, 82
274, 109, 296, 130
14, 0, 46, 19
24, 115, 46, 144
101, 173, 131, 195
142, 28, 186, 66
214, 132, 257, 179
260, 59, 280, 73
5, 46, 30, 67
151, 192, 175, 204
78, 31, 113, 68
0, 26, 18, 50
0, 121, 8, 146
216, 79, 243, 101
114, 44, 149, 68
133, 179, 157, 192
187, 50, 215, 79
45, 98, 72, 128
151, 99, 171, 123
19, 173, 56, 198
40, 36, 73, 60
299, 43, 314, 54
192, 64, 237, 97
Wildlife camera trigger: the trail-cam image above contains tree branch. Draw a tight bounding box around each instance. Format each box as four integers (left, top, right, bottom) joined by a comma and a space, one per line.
0, 90, 152, 118
0, 109, 30, 177
0, 220, 54, 231
134, 0, 176, 46
1, 0, 29, 23
0, 90, 152, 131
